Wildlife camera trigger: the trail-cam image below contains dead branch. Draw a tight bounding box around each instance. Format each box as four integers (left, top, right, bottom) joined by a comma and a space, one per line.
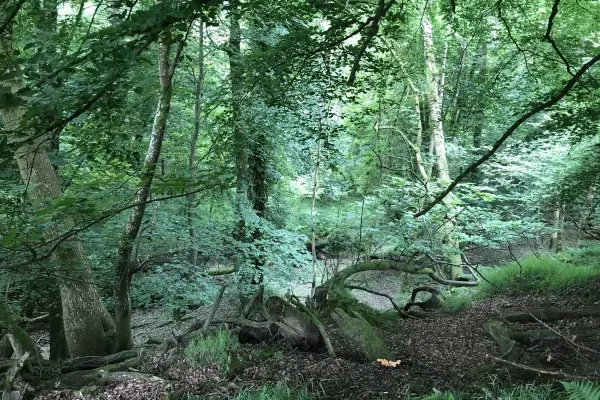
344, 285, 416, 319
2, 351, 28, 396
291, 296, 336, 357
415, 50, 600, 218
487, 355, 597, 380
240, 285, 264, 319
202, 284, 227, 333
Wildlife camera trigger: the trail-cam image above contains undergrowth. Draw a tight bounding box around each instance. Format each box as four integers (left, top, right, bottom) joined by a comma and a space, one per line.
184, 330, 239, 373
188, 384, 311, 400
404, 380, 600, 399
473, 247, 600, 298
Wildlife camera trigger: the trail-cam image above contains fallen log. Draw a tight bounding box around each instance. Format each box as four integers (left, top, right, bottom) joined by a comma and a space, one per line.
501, 307, 600, 323
264, 296, 322, 349
331, 308, 391, 362
59, 349, 140, 373
484, 321, 517, 360
290, 296, 336, 357
509, 329, 600, 345
29, 353, 142, 390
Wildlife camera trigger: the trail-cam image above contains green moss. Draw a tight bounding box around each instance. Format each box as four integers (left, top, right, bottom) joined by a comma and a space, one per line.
324, 288, 397, 327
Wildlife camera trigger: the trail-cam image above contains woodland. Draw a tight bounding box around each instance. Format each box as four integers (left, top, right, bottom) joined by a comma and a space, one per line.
0, 0, 600, 398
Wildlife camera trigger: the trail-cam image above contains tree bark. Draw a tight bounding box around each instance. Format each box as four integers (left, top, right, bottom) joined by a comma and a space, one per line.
228, 1, 249, 240
114, 31, 178, 351
188, 19, 204, 267
422, 13, 462, 278
310, 139, 321, 299
1, 24, 116, 358
549, 207, 560, 250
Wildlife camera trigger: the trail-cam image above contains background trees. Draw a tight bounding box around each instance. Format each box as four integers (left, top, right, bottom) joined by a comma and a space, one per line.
0, 0, 599, 361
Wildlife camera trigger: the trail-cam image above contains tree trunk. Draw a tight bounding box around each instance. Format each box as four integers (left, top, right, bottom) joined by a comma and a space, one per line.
1, 25, 116, 358
471, 39, 487, 149
556, 204, 565, 252
422, 13, 462, 278
114, 31, 177, 351
228, 2, 249, 240
310, 139, 321, 299
549, 207, 560, 250
575, 184, 596, 247
188, 19, 204, 267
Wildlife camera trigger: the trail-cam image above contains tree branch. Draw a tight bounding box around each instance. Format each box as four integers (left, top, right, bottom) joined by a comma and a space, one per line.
414, 51, 600, 218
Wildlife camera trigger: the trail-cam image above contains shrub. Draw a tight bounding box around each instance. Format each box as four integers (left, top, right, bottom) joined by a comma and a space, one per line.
184, 330, 239, 373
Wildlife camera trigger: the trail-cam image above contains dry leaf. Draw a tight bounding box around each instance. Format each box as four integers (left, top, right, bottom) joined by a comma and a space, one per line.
376, 359, 402, 367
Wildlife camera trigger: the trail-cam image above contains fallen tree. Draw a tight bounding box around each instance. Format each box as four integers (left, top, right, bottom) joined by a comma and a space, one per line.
314, 259, 477, 308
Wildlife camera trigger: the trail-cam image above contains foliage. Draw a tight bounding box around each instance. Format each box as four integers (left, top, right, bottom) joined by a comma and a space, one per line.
189, 384, 311, 400
474, 253, 600, 298
561, 381, 600, 400
184, 330, 239, 373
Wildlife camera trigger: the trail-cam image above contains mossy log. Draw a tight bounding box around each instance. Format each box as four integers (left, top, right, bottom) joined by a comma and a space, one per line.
27, 353, 141, 390
263, 296, 322, 349
509, 329, 600, 345
403, 286, 445, 311
331, 308, 391, 362
484, 321, 517, 360
315, 259, 476, 307
500, 307, 600, 323
59, 349, 140, 373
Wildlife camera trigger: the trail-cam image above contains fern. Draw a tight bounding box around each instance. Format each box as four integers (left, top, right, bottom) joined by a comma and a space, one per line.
561, 381, 600, 400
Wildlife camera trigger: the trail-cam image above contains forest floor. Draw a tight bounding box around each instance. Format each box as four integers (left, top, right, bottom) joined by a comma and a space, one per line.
31, 272, 600, 400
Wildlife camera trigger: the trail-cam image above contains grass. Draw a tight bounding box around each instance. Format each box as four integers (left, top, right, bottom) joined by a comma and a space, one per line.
188, 384, 311, 400
473, 248, 600, 299
184, 329, 239, 373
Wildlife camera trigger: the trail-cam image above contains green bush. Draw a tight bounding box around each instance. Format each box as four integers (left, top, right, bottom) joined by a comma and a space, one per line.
184, 330, 239, 373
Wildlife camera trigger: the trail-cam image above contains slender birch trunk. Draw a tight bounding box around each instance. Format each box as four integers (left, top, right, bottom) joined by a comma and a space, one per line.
422, 13, 462, 279
549, 207, 560, 251
113, 32, 178, 351
575, 184, 596, 247
188, 20, 204, 267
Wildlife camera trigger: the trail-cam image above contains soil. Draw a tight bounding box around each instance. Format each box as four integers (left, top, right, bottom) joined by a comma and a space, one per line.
29, 277, 600, 400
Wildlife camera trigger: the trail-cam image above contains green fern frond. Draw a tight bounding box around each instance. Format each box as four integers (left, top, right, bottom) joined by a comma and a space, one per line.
562, 381, 600, 400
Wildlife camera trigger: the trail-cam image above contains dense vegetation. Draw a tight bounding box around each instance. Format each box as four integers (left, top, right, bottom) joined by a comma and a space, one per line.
0, 0, 599, 398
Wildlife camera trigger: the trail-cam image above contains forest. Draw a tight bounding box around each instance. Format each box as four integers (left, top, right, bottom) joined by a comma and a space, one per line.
0, 0, 600, 398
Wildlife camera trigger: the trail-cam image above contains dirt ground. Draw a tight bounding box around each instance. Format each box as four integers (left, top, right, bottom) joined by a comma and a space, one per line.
29, 275, 600, 400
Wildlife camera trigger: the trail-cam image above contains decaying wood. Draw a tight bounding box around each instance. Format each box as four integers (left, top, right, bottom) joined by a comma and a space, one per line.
501, 307, 600, 323
2, 351, 28, 398
331, 308, 391, 362
484, 321, 517, 360
240, 285, 264, 319
264, 296, 322, 349
30, 353, 142, 390
290, 296, 335, 357
59, 349, 140, 373
404, 286, 445, 311
487, 355, 597, 380
509, 329, 600, 345
345, 285, 416, 319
